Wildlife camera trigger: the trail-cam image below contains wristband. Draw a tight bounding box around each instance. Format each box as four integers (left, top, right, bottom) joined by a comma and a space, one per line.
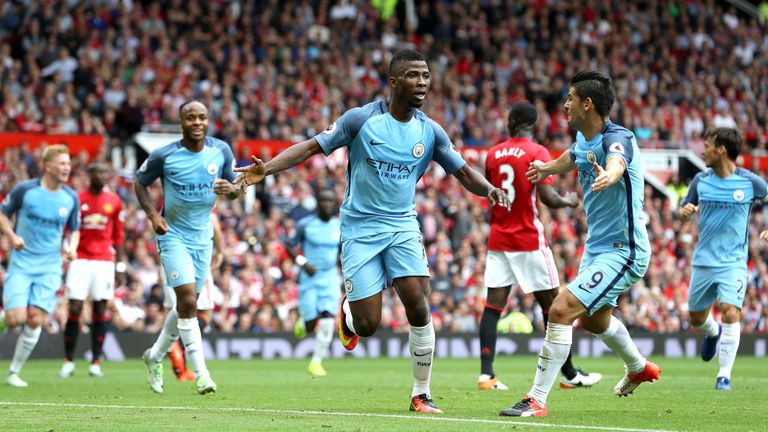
295, 255, 308, 267
116, 262, 127, 273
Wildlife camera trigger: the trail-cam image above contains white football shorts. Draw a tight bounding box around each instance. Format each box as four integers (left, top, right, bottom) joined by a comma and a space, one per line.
65, 259, 116, 301
484, 248, 560, 293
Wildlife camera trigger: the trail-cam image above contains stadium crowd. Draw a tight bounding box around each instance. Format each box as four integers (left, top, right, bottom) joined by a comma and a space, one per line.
1, 0, 768, 336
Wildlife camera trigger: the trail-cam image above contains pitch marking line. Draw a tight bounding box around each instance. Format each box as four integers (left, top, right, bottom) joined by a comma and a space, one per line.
1, 401, 678, 432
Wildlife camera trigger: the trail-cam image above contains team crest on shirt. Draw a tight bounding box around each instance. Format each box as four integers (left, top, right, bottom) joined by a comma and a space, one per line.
344, 280, 353, 293
103, 203, 113, 213
412, 143, 425, 158
58, 207, 68, 217
609, 142, 625, 154
323, 122, 337, 135
81, 203, 89, 211
170, 270, 180, 281
207, 162, 218, 175
586, 151, 597, 164
733, 190, 745, 202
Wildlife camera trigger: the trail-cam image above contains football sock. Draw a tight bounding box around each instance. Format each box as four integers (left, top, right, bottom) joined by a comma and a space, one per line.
312, 317, 334, 364
697, 314, 720, 337
10, 325, 42, 374
91, 313, 108, 364
149, 309, 179, 363
718, 322, 740, 379
178, 317, 208, 379
542, 311, 577, 379
479, 304, 502, 376
528, 322, 571, 405
409, 320, 435, 398
63, 314, 80, 362
342, 297, 356, 334
596, 316, 645, 373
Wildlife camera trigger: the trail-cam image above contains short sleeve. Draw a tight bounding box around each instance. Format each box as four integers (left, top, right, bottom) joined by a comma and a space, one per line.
602, 133, 634, 165
0, 182, 29, 217
429, 120, 465, 174
65, 188, 81, 232
681, 173, 701, 206
290, 216, 309, 248
220, 143, 237, 183
135, 146, 170, 186
314, 107, 373, 156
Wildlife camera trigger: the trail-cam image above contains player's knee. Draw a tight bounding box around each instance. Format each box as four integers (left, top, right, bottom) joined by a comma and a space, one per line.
5, 313, 24, 329
354, 317, 378, 337
26, 315, 44, 329
176, 295, 198, 318
68, 300, 84, 316
721, 307, 740, 323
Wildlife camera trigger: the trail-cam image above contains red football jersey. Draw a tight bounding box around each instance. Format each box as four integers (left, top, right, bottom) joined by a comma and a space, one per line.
77, 189, 125, 261
485, 137, 554, 252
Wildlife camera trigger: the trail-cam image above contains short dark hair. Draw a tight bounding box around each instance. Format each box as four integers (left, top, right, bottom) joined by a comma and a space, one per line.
178, 100, 204, 118
570, 71, 615, 118
507, 102, 538, 136
389, 50, 426, 78
706, 127, 742, 161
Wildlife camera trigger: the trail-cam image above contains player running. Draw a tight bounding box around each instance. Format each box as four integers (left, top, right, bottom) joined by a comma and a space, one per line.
502, 71, 659, 417
680, 127, 768, 390
234, 49, 510, 413
479, 102, 602, 391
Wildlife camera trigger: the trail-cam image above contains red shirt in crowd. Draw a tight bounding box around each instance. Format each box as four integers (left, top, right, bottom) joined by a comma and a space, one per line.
485, 137, 554, 252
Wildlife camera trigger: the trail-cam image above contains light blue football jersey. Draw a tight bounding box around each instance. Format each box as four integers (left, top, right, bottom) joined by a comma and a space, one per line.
682, 168, 767, 267
0, 179, 80, 274
294, 215, 341, 280
569, 120, 650, 260
135, 136, 236, 248
314, 101, 466, 239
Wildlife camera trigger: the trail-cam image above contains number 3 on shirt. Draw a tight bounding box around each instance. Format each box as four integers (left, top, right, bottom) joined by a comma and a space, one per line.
499, 164, 516, 204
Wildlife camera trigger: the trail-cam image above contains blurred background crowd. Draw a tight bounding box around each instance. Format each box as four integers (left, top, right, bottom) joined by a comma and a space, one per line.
1, 0, 768, 336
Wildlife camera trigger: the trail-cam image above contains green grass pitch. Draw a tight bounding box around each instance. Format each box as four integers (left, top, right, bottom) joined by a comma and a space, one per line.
1, 356, 766, 431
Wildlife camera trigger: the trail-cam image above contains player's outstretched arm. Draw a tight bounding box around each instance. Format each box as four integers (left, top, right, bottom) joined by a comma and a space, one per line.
234, 138, 323, 190
452, 164, 511, 210
538, 184, 579, 209
527, 150, 576, 183
591, 155, 627, 192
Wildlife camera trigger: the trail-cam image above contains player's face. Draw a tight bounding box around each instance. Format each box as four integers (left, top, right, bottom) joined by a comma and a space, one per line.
89, 166, 108, 189
180, 102, 209, 142
317, 190, 336, 219
701, 136, 724, 167
393, 61, 430, 108
564, 87, 586, 129
45, 153, 71, 183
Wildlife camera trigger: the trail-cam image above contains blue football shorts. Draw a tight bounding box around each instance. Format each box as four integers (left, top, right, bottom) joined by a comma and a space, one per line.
688, 265, 747, 312
157, 237, 212, 294
3, 270, 62, 313
567, 252, 649, 316
298, 269, 342, 321
340, 231, 429, 301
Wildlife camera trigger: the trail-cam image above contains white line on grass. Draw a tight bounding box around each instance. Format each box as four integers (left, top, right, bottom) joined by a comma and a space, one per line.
0, 401, 678, 432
